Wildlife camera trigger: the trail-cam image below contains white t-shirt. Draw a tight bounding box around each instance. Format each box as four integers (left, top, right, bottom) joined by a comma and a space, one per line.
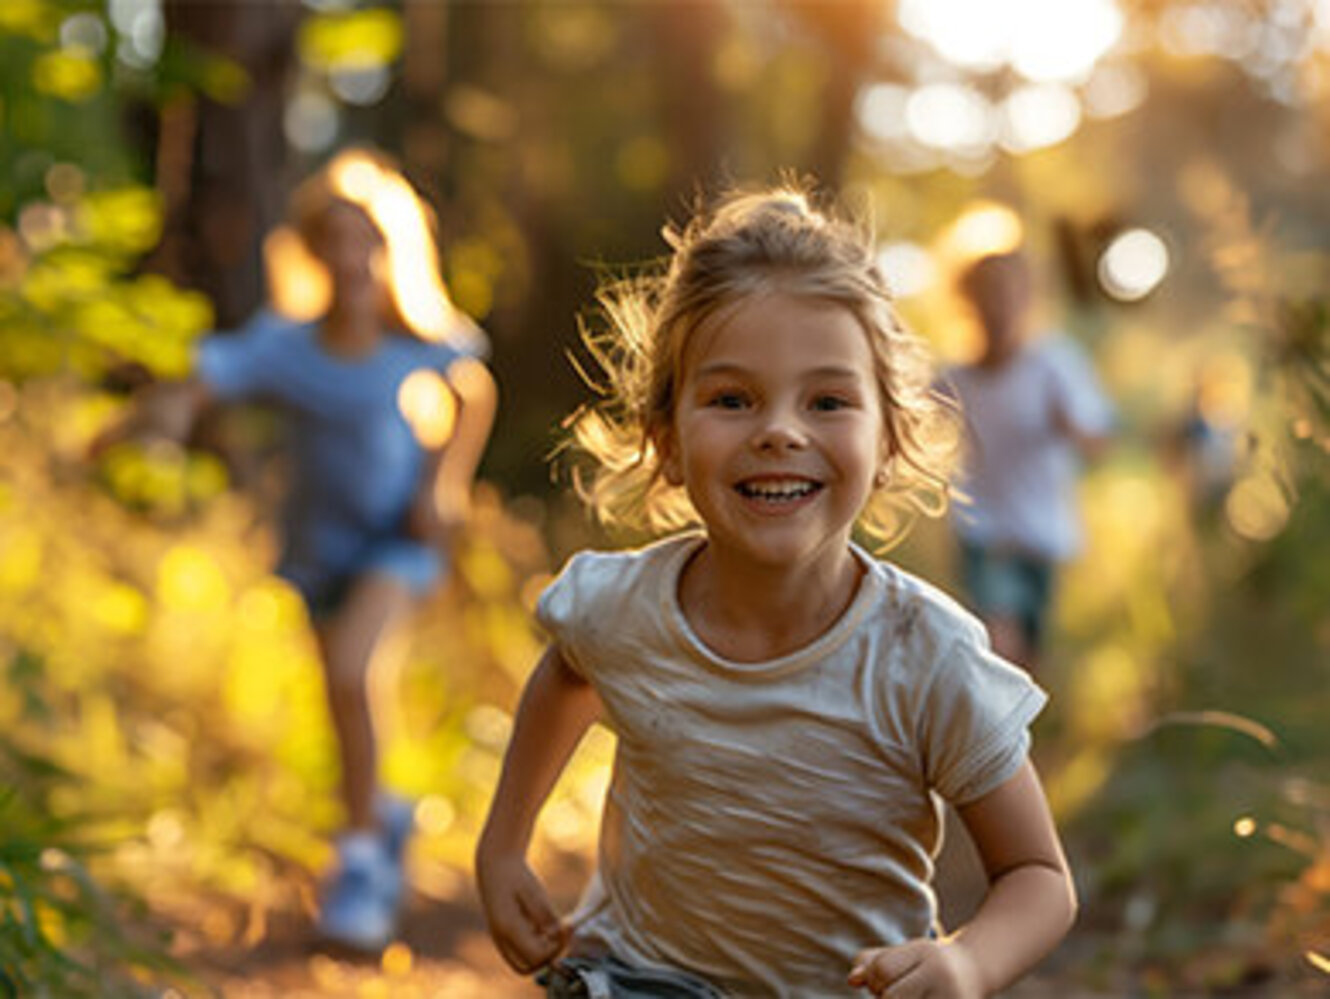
945, 333, 1114, 561
536, 533, 1046, 997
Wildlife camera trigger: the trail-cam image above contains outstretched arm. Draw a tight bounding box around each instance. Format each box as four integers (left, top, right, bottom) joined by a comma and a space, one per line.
90, 378, 214, 457
1052, 398, 1113, 461
849, 760, 1077, 997
476, 645, 602, 974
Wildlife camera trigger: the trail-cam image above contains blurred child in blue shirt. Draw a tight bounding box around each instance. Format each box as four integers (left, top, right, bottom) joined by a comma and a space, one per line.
96, 149, 497, 951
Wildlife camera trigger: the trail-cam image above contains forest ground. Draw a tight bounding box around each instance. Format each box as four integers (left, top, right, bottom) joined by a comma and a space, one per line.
182, 838, 1123, 999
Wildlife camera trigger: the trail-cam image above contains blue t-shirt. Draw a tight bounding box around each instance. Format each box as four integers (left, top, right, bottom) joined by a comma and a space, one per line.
196, 309, 476, 599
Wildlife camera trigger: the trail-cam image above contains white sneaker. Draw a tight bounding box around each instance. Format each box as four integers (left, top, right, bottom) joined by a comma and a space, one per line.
375, 793, 415, 909
316, 832, 402, 952
376, 792, 415, 868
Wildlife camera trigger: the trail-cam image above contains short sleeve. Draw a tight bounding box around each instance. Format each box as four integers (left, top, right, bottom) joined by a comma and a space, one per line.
1046, 338, 1114, 438
918, 620, 1047, 804
444, 311, 491, 360
534, 551, 594, 679
195, 310, 294, 401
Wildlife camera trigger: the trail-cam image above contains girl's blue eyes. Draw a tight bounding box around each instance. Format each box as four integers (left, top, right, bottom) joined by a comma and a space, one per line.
702, 392, 853, 411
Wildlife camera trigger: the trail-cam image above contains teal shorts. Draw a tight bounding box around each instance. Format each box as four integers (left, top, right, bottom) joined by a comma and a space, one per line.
959, 542, 1055, 650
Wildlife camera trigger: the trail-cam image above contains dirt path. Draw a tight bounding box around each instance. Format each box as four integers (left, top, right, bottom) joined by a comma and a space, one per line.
192, 896, 536, 998
184, 867, 1099, 999
182, 847, 596, 999
179, 825, 1116, 998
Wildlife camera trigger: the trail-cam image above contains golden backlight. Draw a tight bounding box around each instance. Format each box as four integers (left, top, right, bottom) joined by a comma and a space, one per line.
397, 367, 457, 449
265, 148, 484, 353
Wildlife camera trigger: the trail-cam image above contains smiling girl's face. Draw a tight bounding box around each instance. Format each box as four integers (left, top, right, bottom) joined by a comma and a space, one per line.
310, 200, 384, 309
660, 291, 888, 575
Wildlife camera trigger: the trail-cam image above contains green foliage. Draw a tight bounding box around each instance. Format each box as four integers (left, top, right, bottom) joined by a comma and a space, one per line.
0, 0, 129, 221
0, 378, 588, 987
1048, 196, 1330, 991
0, 1, 213, 387
0, 3, 225, 990
1, 739, 192, 999
298, 7, 402, 73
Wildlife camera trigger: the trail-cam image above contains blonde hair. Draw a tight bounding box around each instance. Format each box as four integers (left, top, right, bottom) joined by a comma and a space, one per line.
269, 146, 486, 354
566, 184, 961, 549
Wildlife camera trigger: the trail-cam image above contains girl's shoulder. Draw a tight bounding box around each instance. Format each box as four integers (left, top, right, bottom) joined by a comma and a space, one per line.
1027, 330, 1092, 373
539, 533, 697, 627
862, 553, 990, 653
384, 329, 476, 370
551, 533, 695, 593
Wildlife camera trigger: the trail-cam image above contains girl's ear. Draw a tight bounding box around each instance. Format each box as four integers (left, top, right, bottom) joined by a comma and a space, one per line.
655, 427, 684, 487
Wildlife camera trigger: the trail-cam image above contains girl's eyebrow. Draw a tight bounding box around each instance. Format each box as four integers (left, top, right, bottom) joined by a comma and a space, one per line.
694, 362, 864, 380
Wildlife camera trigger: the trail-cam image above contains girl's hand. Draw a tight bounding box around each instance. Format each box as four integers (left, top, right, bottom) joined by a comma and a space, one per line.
405, 484, 470, 552
475, 850, 566, 975
848, 939, 984, 998
89, 380, 210, 458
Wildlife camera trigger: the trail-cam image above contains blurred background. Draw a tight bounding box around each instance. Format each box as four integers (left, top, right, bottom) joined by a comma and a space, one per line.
1, 1, 1327, 995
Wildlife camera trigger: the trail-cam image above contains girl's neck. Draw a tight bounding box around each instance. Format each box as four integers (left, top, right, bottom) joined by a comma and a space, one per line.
320, 301, 382, 358
678, 540, 863, 663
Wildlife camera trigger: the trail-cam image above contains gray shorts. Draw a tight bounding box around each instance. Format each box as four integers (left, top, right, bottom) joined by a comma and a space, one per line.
540, 956, 724, 999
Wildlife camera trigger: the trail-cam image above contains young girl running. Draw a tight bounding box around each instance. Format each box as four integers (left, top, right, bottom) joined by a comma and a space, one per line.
475, 188, 1076, 997
96, 148, 496, 951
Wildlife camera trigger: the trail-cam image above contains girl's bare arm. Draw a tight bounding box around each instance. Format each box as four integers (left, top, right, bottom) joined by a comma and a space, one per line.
475, 645, 602, 973
850, 760, 1077, 997
90, 378, 214, 456
409, 357, 498, 544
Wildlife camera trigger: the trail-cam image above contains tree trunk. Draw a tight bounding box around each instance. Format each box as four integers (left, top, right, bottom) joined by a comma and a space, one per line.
154, 0, 301, 328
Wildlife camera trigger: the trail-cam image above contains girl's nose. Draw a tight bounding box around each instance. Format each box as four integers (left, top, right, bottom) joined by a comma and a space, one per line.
751, 411, 808, 451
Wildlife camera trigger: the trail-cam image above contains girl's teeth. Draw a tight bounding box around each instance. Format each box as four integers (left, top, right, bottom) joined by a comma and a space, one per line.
739, 481, 817, 500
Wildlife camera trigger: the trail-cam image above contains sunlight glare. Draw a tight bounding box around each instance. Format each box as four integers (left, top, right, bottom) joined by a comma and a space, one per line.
147, 809, 186, 850
1225, 473, 1291, 541
1098, 228, 1169, 301
266, 149, 487, 351
417, 794, 456, 835
381, 942, 413, 976
905, 83, 995, 152
940, 202, 1025, 263
899, 0, 1123, 81
397, 368, 457, 449
264, 225, 332, 321
92, 581, 148, 635
157, 544, 230, 613
899, 0, 1010, 71
464, 703, 512, 751
855, 83, 911, 145
284, 89, 339, 154
876, 241, 936, 298
1001, 83, 1082, 152
1159, 4, 1258, 60
1082, 61, 1149, 119
325, 149, 484, 350
1011, 0, 1123, 82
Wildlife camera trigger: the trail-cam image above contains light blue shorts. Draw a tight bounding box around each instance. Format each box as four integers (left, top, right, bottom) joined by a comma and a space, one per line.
280, 538, 443, 620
